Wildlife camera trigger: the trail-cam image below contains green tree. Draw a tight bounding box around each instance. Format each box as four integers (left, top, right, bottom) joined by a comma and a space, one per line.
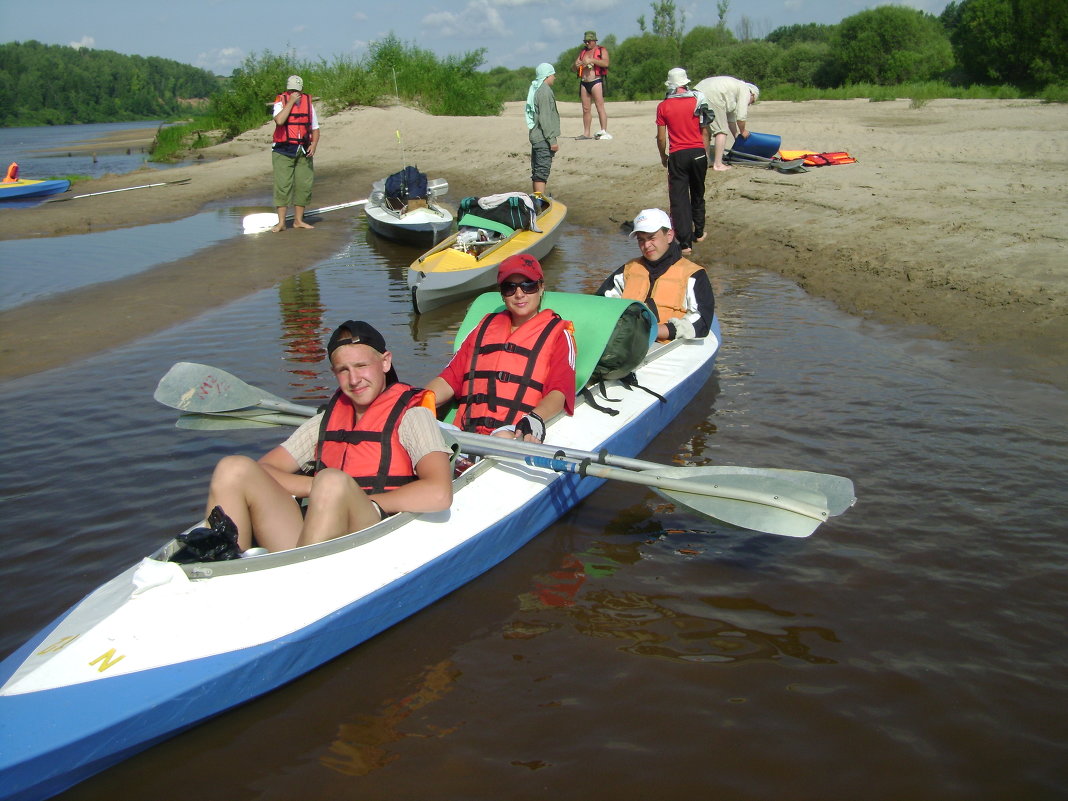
610, 34, 680, 99
950, 0, 1068, 86
826, 6, 954, 86
767, 23, 835, 47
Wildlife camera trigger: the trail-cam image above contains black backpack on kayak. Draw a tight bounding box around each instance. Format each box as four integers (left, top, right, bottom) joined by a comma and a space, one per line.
385, 165, 428, 202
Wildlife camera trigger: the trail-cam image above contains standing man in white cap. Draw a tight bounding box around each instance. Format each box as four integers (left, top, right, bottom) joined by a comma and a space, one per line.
594, 208, 715, 344
656, 67, 713, 255
270, 74, 320, 232
692, 75, 759, 171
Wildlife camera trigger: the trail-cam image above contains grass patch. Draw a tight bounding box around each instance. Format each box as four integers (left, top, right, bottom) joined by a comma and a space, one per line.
763, 81, 1031, 102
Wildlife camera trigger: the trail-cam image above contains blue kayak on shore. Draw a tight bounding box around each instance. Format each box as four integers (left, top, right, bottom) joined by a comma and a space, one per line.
0, 178, 70, 200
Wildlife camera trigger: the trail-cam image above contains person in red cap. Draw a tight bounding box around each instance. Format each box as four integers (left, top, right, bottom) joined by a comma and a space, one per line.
190, 321, 452, 556
427, 254, 576, 443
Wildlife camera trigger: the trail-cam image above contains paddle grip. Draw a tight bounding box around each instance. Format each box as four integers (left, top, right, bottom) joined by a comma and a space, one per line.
524, 455, 584, 474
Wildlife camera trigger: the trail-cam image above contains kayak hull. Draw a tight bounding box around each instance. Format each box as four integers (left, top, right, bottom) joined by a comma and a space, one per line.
0, 322, 719, 801
365, 176, 453, 246
0, 179, 70, 200
408, 197, 567, 314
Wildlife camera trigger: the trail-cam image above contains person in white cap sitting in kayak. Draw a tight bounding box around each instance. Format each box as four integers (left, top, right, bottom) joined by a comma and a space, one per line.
595, 208, 715, 343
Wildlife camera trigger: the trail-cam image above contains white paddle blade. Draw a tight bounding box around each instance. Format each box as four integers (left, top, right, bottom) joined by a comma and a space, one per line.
242, 213, 281, 234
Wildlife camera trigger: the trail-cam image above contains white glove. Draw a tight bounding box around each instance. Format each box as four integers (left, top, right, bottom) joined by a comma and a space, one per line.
669, 317, 696, 340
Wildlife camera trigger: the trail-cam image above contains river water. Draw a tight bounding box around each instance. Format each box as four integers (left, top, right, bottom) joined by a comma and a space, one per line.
0, 128, 1066, 800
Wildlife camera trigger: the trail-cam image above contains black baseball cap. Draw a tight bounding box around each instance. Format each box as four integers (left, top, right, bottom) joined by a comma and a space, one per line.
326, 321, 398, 385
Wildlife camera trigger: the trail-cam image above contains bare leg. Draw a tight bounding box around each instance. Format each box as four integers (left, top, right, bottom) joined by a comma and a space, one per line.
579, 85, 593, 137
292, 205, 314, 229
532, 180, 547, 194
592, 83, 608, 133
206, 455, 305, 551
297, 468, 381, 547
271, 207, 287, 233
712, 133, 731, 171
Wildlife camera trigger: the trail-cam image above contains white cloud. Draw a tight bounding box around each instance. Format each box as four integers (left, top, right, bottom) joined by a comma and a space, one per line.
195, 47, 246, 75
423, 0, 510, 39
69, 36, 95, 50
543, 17, 565, 36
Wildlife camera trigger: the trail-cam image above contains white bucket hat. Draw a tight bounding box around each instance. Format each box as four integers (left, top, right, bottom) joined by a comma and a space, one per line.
665, 68, 690, 88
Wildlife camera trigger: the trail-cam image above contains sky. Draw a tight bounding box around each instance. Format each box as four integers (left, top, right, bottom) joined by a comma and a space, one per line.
1, 0, 949, 76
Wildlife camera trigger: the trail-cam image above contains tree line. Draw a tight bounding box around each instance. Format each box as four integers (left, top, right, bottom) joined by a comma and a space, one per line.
485, 0, 1065, 102
0, 40, 219, 127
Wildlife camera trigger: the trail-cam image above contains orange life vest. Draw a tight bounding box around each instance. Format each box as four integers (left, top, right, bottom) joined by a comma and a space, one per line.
577, 45, 608, 78
620, 257, 703, 341
315, 382, 427, 493
272, 93, 313, 147
3, 162, 17, 183
455, 310, 569, 435
804, 152, 857, 166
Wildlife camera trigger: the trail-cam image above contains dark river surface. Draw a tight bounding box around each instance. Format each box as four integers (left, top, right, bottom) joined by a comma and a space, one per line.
1, 186, 1066, 799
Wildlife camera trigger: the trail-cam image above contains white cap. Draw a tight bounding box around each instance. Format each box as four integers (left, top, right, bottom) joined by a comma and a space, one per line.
744, 82, 759, 101
629, 208, 673, 236
286, 75, 304, 91
665, 67, 690, 88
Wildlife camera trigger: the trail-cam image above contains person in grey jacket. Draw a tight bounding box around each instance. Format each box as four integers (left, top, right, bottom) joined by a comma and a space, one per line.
525, 63, 560, 196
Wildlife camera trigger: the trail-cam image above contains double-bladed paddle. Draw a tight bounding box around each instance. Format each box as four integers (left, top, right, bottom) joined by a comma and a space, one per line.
241, 198, 369, 234
155, 362, 856, 537
45, 177, 192, 202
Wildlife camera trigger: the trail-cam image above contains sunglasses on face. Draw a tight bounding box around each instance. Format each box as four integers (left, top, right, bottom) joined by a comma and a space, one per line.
500, 279, 541, 297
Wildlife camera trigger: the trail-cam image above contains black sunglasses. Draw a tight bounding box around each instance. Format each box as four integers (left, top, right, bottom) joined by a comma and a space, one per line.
500, 279, 541, 297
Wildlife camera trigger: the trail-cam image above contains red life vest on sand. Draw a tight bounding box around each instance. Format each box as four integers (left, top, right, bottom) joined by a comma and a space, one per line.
577, 46, 608, 78
315, 382, 428, 494
804, 152, 857, 166
620, 256, 703, 341
455, 310, 570, 435
272, 93, 313, 147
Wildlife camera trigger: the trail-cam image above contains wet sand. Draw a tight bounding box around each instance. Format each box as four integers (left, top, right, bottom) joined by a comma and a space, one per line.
1, 99, 1065, 388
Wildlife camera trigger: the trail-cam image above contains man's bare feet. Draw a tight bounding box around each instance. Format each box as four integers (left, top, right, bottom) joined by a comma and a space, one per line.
695, 232, 707, 243
293, 220, 314, 230
713, 163, 732, 172
681, 247, 693, 255
270, 223, 286, 233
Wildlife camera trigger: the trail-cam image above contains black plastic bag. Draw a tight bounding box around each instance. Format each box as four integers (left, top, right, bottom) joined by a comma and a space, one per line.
170, 506, 242, 564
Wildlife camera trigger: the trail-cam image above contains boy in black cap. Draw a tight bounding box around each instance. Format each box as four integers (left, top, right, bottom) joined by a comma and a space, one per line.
200, 321, 452, 553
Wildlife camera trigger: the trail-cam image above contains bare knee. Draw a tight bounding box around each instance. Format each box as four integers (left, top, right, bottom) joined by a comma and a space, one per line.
210, 454, 259, 489
307, 468, 357, 505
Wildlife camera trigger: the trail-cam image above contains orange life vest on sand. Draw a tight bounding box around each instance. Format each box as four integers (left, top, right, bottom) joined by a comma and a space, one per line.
3, 162, 17, 183
272, 93, 313, 147
455, 310, 571, 435
315, 382, 428, 494
804, 152, 857, 166
620, 257, 703, 342
577, 46, 608, 78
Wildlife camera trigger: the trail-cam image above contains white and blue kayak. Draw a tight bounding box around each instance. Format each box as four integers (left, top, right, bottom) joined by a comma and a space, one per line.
0, 292, 853, 800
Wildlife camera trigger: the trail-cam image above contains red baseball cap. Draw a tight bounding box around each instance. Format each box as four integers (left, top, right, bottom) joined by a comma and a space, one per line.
497, 253, 543, 284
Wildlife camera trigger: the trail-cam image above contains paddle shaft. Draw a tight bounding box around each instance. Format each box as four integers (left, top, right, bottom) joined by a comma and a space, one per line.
449, 436, 828, 523
47, 178, 191, 202
242, 198, 369, 232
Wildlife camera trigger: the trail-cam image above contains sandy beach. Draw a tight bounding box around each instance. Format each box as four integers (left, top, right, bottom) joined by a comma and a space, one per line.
1, 98, 1065, 388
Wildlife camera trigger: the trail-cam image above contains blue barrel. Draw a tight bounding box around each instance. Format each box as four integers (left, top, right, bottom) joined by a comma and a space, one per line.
731, 131, 781, 159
